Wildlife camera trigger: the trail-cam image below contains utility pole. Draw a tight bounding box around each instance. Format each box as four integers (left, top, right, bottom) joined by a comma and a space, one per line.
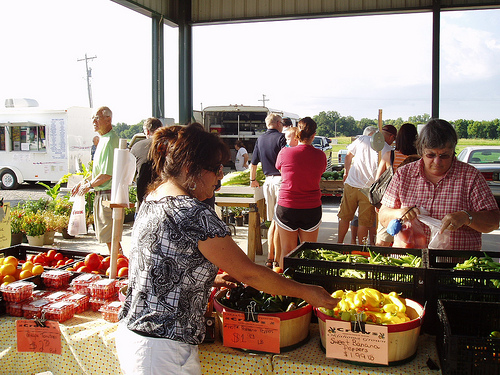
259, 94, 269, 107
77, 53, 97, 108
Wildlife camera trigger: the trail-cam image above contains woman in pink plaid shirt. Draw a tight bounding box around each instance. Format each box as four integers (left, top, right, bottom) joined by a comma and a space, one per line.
379, 119, 500, 250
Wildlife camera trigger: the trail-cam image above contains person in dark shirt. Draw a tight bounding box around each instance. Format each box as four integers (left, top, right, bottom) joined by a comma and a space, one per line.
249, 113, 286, 268
130, 117, 163, 211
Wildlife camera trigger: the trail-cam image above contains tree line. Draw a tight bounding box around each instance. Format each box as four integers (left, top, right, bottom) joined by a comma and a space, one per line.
312, 111, 500, 139
111, 113, 500, 140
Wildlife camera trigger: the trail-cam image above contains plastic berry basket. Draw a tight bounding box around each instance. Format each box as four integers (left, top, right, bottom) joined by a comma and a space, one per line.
43, 301, 76, 323
46, 290, 74, 302
99, 301, 123, 323
6, 298, 33, 317
90, 297, 115, 312
22, 298, 51, 319
89, 279, 117, 299
70, 273, 102, 295
0, 281, 36, 303
41, 270, 73, 289
65, 293, 90, 314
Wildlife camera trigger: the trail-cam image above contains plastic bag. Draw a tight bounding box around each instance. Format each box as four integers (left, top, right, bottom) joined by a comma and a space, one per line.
393, 218, 428, 249
418, 213, 452, 250
68, 195, 87, 236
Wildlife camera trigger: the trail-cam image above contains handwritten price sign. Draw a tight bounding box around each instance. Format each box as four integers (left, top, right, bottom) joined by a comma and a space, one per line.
222, 311, 280, 353
16, 320, 62, 355
325, 319, 389, 365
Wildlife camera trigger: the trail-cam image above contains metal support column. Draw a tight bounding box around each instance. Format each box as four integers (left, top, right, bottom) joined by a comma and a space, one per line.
178, 0, 193, 125
431, 0, 441, 119
152, 14, 165, 120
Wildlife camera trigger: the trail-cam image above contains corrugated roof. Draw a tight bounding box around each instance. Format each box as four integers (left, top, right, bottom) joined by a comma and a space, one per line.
113, 0, 500, 25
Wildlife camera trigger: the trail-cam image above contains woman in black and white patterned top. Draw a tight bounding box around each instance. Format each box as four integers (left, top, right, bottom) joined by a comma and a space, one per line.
116, 123, 338, 375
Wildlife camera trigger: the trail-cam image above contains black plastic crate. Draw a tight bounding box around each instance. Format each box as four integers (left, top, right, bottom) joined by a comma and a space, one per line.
425, 249, 500, 334
437, 299, 500, 375
0, 244, 92, 260
283, 242, 426, 304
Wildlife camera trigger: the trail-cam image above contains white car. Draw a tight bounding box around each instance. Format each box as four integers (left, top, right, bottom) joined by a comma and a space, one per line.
456, 146, 500, 201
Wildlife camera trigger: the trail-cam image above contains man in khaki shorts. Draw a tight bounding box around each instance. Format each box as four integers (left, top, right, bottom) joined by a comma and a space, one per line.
72, 106, 121, 253
337, 125, 396, 244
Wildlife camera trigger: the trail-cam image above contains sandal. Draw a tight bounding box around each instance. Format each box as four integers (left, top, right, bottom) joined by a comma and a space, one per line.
265, 259, 274, 268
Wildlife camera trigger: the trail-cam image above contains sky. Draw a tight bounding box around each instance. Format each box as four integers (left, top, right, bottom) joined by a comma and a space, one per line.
1, 0, 499, 125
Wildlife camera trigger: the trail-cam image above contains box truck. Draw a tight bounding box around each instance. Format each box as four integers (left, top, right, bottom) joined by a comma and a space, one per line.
0, 106, 93, 189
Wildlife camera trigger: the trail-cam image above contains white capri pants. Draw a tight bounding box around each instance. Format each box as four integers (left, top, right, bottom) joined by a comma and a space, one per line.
115, 323, 201, 375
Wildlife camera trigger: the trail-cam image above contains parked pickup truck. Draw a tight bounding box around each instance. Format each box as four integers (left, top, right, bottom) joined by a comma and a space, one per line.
313, 136, 335, 171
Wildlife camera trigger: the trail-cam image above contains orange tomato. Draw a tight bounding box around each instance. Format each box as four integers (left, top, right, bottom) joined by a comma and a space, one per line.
0, 264, 16, 277
22, 261, 34, 272
19, 270, 33, 279
116, 258, 128, 270
74, 261, 85, 270
4, 256, 19, 268
117, 267, 128, 277
32, 265, 44, 275
2, 275, 16, 283
77, 266, 90, 273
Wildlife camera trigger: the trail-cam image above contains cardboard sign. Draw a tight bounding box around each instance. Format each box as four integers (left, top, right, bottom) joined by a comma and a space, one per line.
222, 311, 280, 353
0, 202, 11, 249
16, 320, 62, 355
325, 319, 389, 365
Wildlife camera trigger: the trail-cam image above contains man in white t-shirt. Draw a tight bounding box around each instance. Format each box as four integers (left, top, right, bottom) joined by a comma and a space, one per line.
337, 125, 397, 244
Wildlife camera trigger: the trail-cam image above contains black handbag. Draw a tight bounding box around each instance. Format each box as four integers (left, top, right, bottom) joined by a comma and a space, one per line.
368, 150, 395, 209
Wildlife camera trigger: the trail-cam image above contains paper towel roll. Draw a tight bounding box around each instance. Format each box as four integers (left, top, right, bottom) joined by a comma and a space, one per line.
111, 148, 136, 205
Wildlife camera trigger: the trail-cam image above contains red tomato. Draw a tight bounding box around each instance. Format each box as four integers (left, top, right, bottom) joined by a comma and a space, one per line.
27, 254, 35, 263
54, 252, 64, 261
46, 250, 57, 261
100, 256, 111, 271
74, 261, 85, 270
56, 260, 66, 268
85, 253, 101, 271
33, 254, 47, 265
65, 258, 74, 265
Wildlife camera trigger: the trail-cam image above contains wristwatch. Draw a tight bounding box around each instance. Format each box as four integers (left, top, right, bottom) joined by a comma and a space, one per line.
462, 210, 473, 225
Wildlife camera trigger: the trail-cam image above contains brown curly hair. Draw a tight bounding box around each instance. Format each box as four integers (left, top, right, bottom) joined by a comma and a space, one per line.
147, 123, 230, 196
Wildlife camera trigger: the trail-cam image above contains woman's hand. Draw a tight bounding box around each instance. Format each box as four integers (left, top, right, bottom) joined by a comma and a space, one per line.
400, 206, 419, 222
301, 285, 340, 310
213, 272, 239, 289
440, 211, 470, 233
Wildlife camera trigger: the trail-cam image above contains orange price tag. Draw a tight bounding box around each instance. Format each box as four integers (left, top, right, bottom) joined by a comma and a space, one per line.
222, 311, 280, 353
16, 320, 62, 355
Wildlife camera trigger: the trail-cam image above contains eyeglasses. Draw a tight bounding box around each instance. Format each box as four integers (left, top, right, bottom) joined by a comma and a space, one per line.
92, 115, 109, 121
206, 164, 224, 178
424, 152, 454, 160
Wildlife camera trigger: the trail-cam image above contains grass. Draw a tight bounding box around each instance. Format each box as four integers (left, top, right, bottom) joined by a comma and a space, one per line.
327, 137, 499, 162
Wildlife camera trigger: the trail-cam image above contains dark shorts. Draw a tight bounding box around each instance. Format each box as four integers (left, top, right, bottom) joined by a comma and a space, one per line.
274, 205, 322, 232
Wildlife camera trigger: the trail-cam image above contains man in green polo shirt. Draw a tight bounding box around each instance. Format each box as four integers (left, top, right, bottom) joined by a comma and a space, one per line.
72, 106, 121, 253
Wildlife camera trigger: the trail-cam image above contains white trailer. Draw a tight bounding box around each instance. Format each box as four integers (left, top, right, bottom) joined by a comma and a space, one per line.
0, 106, 94, 189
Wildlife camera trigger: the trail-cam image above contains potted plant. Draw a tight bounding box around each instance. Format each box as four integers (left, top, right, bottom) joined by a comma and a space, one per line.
49, 197, 74, 238
22, 212, 47, 246
43, 211, 59, 245
124, 186, 137, 222
232, 207, 244, 226
10, 208, 25, 245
